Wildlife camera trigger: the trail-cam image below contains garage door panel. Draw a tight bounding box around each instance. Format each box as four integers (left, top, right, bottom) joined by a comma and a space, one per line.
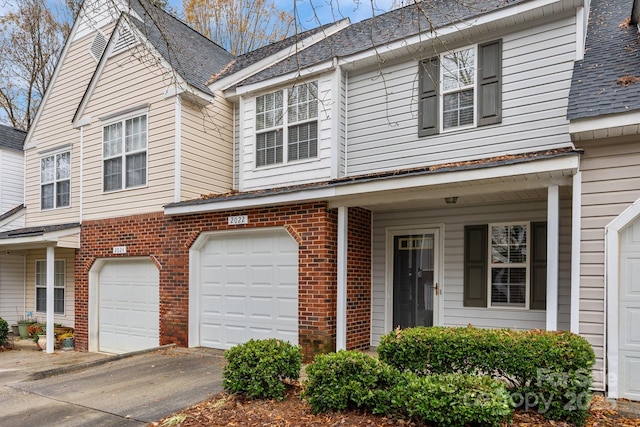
198, 231, 298, 348
99, 260, 159, 354
620, 221, 640, 400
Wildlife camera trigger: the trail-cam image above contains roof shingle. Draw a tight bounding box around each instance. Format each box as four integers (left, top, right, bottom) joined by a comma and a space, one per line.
0, 124, 26, 151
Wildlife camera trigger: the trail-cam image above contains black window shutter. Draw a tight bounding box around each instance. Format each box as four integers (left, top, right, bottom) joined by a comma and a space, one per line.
418, 57, 439, 137
464, 224, 488, 307
477, 39, 502, 126
530, 221, 547, 310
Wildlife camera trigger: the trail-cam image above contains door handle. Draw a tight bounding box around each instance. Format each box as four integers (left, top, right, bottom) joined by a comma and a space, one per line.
433, 282, 439, 295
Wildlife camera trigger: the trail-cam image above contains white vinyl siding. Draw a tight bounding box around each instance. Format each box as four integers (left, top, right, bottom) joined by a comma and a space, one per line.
346, 15, 575, 175
0, 252, 26, 324
370, 198, 572, 347
240, 75, 334, 191
576, 136, 640, 391
0, 148, 24, 215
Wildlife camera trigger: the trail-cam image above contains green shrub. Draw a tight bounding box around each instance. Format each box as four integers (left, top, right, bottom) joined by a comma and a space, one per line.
378, 327, 595, 425
0, 317, 8, 346
303, 350, 402, 414
222, 338, 301, 400
396, 372, 512, 427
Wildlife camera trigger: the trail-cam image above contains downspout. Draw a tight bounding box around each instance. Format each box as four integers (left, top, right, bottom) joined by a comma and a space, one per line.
232, 103, 237, 190
344, 70, 349, 178
80, 126, 84, 221
570, 171, 582, 333
174, 95, 182, 203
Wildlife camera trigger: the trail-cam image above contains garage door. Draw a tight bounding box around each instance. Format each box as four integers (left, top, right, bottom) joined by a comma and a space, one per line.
198, 229, 298, 349
99, 259, 159, 353
620, 219, 640, 400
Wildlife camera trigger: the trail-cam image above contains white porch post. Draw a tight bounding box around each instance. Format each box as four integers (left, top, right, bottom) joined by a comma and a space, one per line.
571, 172, 582, 333
46, 246, 55, 353
337, 206, 348, 350
546, 185, 559, 331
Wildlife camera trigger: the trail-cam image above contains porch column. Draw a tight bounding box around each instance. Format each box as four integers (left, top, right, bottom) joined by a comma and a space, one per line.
570, 172, 582, 333
46, 246, 55, 353
546, 185, 559, 331
337, 206, 348, 350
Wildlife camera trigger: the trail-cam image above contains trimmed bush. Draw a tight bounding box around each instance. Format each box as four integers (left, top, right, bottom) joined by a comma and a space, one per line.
0, 317, 8, 346
397, 372, 512, 427
303, 350, 402, 414
378, 327, 595, 425
222, 338, 301, 400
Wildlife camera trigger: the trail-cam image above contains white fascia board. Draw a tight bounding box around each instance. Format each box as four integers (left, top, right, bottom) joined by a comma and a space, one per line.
164, 84, 214, 104
0, 227, 81, 249
333, 155, 579, 198
210, 19, 350, 93
0, 209, 25, 229
232, 60, 335, 97
165, 187, 338, 215
165, 154, 578, 216
338, 0, 579, 67
569, 111, 640, 138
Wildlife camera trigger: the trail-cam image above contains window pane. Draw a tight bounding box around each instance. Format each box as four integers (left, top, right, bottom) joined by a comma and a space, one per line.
256, 130, 283, 166
491, 267, 526, 306
54, 288, 65, 314
41, 156, 54, 183
41, 183, 54, 210
35, 261, 46, 286
56, 152, 71, 180
125, 116, 147, 152
288, 122, 318, 161
104, 158, 122, 191
443, 90, 474, 129
56, 180, 70, 207
288, 82, 318, 123
36, 287, 46, 312
126, 152, 147, 187
54, 260, 65, 287
103, 123, 122, 157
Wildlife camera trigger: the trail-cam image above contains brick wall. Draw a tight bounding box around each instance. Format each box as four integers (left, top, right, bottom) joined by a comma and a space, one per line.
75, 202, 371, 359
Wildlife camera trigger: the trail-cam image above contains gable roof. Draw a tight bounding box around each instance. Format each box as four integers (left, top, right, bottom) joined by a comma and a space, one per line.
126, 0, 233, 96
0, 124, 26, 152
235, 0, 529, 87
567, 0, 640, 120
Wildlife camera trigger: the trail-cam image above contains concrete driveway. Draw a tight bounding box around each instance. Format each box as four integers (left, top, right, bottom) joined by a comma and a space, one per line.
1, 338, 225, 426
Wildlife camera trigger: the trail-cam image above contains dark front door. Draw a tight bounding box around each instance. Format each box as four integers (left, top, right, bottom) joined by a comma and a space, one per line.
392, 234, 435, 329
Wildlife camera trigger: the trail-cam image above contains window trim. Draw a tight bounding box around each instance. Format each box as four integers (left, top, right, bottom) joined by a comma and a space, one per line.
35, 259, 66, 315
254, 82, 319, 168
40, 148, 71, 211
101, 112, 149, 193
487, 222, 530, 310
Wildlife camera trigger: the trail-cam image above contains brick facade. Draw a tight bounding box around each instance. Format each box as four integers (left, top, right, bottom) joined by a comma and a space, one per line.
75, 203, 372, 360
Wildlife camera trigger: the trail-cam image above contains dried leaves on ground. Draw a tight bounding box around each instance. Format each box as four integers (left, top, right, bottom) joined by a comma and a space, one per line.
152, 388, 640, 427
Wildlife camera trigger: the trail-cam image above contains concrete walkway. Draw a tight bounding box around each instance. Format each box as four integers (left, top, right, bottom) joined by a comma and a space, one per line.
0, 335, 225, 426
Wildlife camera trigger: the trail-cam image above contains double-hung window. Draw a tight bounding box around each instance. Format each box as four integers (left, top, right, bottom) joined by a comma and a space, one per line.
419, 39, 502, 136
103, 114, 147, 192
255, 82, 318, 167
35, 260, 65, 314
463, 222, 546, 310
41, 150, 70, 210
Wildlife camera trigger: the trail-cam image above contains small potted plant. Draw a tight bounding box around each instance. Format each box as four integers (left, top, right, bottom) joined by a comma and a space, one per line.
17, 314, 37, 339
59, 332, 74, 351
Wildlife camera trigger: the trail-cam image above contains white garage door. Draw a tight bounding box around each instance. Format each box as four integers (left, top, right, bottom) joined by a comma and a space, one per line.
198, 229, 298, 349
99, 260, 159, 354
620, 219, 640, 400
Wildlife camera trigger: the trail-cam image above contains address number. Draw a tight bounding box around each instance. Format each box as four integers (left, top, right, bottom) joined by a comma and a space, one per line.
228, 215, 249, 225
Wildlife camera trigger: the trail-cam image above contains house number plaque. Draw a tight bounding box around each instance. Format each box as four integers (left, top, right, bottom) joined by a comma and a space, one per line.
112, 246, 127, 254
228, 215, 249, 225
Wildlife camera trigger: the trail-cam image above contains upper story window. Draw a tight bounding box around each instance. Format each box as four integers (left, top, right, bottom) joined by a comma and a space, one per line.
103, 114, 147, 192
419, 39, 502, 136
255, 82, 318, 167
41, 150, 70, 210
35, 259, 65, 314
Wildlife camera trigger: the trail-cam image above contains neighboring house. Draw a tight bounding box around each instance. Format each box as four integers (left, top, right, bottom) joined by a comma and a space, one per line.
1, 0, 620, 400
567, 0, 640, 401
0, 124, 26, 325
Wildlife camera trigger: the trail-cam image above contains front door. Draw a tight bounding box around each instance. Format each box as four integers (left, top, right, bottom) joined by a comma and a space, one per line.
392, 231, 438, 329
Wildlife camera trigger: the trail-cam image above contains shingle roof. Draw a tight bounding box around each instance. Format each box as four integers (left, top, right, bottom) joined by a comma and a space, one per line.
237, 0, 528, 86
0, 222, 80, 240
127, 0, 234, 95
0, 124, 26, 151
567, 0, 640, 120
209, 23, 341, 84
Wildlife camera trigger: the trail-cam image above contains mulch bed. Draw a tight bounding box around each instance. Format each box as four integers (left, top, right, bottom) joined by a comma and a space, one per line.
151, 387, 640, 427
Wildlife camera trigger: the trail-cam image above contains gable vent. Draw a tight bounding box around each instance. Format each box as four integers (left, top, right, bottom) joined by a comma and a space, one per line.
112, 25, 138, 56
90, 32, 107, 62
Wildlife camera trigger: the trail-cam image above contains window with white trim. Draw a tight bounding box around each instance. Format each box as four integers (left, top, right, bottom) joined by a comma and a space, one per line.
103, 114, 147, 192
489, 223, 528, 307
41, 150, 70, 210
442, 47, 475, 129
255, 82, 318, 167
35, 260, 65, 314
